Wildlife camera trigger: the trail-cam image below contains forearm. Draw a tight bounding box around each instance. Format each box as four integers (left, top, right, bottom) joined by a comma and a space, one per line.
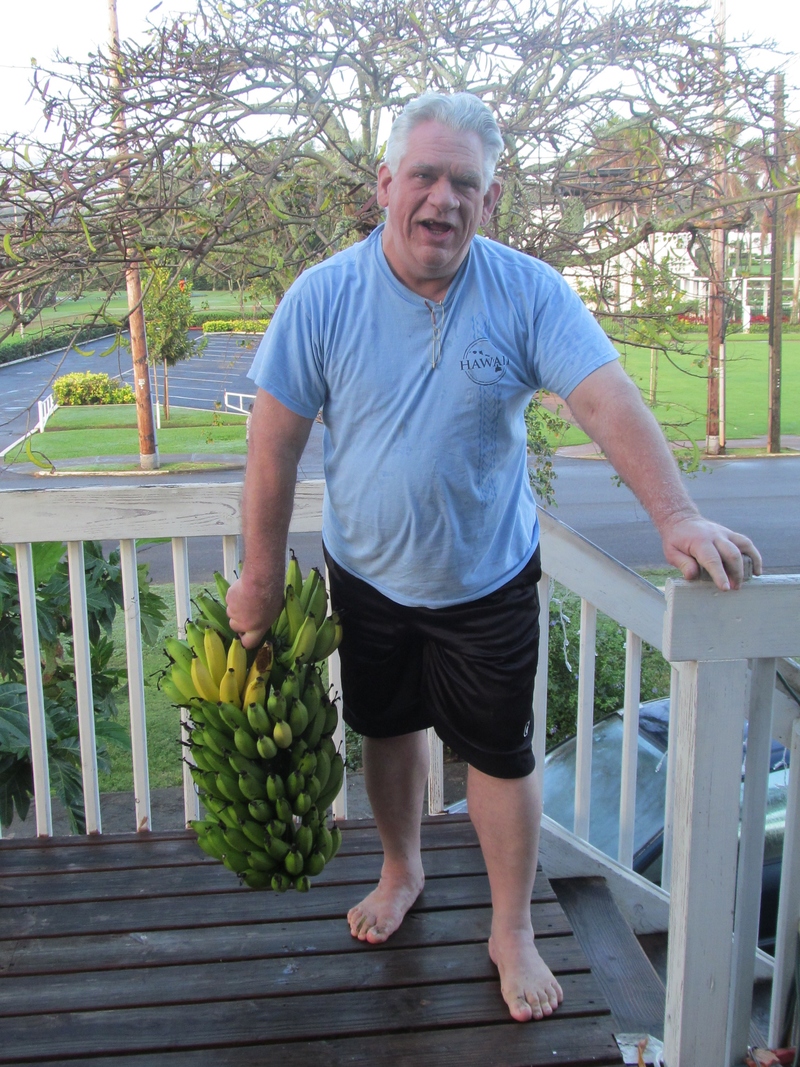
566, 361, 762, 588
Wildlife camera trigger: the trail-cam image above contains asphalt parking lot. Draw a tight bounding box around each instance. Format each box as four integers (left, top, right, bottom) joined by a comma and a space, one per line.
0, 331, 262, 453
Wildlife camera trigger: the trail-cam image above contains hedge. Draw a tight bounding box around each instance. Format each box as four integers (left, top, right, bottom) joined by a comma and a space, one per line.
52, 371, 136, 406
201, 318, 271, 333
0, 324, 118, 366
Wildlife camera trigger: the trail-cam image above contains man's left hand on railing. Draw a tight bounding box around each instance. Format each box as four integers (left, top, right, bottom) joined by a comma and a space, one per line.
659, 512, 763, 591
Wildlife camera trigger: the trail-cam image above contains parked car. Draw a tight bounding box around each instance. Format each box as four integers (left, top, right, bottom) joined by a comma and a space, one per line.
542, 698, 790, 951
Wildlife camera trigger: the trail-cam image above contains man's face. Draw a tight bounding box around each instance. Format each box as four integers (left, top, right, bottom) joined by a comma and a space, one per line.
377, 120, 501, 300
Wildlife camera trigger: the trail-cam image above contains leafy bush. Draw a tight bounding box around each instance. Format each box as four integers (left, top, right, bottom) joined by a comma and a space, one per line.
0, 541, 167, 831
545, 584, 670, 750
52, 371, 135, 406
202, 318, 271, 333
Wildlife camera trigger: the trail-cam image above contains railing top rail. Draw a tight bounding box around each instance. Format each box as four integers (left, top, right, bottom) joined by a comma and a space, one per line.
538, 509, 666, 649
0, 479, 323, 543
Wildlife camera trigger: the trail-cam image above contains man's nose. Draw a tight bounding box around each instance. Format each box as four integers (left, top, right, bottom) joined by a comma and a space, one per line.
427, 177, 459, 211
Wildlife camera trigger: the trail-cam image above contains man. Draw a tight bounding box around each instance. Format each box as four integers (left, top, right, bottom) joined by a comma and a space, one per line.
226, 92, 761, 1023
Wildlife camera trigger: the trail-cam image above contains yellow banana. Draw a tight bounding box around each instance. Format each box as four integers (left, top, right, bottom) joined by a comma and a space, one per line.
204, 627, 228, 687
243, 674, 266, 708
227, 637, 248, 696
170, 664, 199, 702
219, 667, 242, 707
244, 640, 273, 692
191, 655, 220, 702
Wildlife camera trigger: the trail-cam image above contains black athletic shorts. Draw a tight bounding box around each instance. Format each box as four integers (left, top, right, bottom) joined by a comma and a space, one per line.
323, 545, 542, 779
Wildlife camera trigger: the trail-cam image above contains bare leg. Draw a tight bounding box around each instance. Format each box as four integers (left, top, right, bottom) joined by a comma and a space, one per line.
467, 765, 563, 1022
347, 731, 429, 943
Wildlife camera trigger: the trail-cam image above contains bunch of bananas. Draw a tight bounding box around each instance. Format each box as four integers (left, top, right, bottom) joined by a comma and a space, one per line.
159, 557, 345, 892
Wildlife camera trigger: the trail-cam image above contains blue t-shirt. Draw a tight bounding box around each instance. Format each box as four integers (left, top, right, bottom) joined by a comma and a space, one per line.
249, 225, 618, 608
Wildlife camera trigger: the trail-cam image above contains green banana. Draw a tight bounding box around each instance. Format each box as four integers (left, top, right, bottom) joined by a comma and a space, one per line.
329, 825, 343, 858
185, 621, 209, 668
281, 670, 301, 702
247, 701, 271, 734
242, 868, 272, 889
229, 752, 268, 782
284, 848, 304, 876
266, 774, 285, 801
165, 636, 194, 673
314, 749, 331, 792
274, 796, 293, 825
268, 690, 288, 722
279, 614, 317, 668
316, 753, 345, 811
256, 734, 278, 761
289, 741, 310, 770
292, 792, 312, 817
306, 775, 321, 803
307, 579, 328, 628
238, 772, 268, 802
304, 706, 327, 749
294, 823, 314, 859
248, 798, 274, 823
222, 848, 250, 875
310, 616, 336, 661
284, 584, 305, 643
286, 550, 303, 597
202, 725, 231, 758
299, 566, 321, 611
322, 701, 339, 737
216, 771, 247, 804
247, 850, 278, 873
218, 701, 253, 735
271, 872, 291, 893
293, 875, 312, 893
223, 826, 253, 854
288, 699, 309, 736
316, 824, 333, 862
213, 571, 231, 602
305, 850, 326, 877
196, 592, 235, 641
170, 665, 199, 703
286, 771, 305, 800
241, 820, 268, 848
160, 673, 187, 705
233, 727, 260, 760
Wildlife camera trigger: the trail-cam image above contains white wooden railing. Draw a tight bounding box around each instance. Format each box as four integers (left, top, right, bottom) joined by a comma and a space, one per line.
0, 394, 58, 460
1, 481, 799, 1066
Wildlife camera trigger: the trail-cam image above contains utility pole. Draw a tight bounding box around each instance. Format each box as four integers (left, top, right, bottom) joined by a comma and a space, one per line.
767, 73, 785, 455
107, 0, 158, 469
706, 0, 726, 456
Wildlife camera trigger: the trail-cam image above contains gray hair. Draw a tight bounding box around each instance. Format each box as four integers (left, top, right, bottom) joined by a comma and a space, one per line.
383, 92, 504, 191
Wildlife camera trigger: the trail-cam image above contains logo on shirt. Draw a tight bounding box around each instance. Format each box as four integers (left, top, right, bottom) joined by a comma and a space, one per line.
460, 339, 508, 385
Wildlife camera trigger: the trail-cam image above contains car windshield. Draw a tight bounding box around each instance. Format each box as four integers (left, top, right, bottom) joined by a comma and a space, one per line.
543, 713, 668, 860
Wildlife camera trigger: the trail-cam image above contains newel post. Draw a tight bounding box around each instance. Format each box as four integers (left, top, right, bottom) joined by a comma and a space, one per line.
662, 573, 800, 1065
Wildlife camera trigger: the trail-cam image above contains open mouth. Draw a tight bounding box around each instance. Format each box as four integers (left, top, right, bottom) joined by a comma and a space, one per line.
419, 220, 453, 235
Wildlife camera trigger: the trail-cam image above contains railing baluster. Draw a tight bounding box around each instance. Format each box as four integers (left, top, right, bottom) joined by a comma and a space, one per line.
532, 572, 551, 792
15, 542, 52, 837
67, 541, 102, 835
573, 599, 597, 841
768, 717, 800, 1048
427, 729, 445, 815
222, 534, 238, 584
727, 657, 775, 1065
661, 665, 681, 893
618, 630, 642, 867
119, 538, 151, 832
171, 537, 199, 826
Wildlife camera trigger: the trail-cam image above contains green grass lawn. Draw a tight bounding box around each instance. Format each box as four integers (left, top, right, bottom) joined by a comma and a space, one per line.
0, 290, 272, 336
544, 332, 800, 450
10, 405, 247, 464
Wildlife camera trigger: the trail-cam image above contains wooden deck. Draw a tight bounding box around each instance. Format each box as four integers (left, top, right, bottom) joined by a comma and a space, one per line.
0, 813, 623, 1066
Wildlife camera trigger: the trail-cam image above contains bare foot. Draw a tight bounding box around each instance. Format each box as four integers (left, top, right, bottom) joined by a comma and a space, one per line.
347, 864, 424, 944
488, 926, 564, 1022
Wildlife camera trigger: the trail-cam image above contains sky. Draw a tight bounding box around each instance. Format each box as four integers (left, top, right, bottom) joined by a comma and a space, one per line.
0, 0, 798, 139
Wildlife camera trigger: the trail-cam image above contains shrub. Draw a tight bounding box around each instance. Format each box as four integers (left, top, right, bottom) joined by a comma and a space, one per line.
52, 371, 135, 406
202, 318, 271, 333
0, 324, 115, 367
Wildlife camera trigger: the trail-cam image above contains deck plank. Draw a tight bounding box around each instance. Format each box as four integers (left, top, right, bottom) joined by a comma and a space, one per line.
0, 817, 623, 1066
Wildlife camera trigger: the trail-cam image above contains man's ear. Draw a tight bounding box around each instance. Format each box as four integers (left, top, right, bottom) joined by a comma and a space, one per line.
377, 162, 393, 209
481, 179, 502, 225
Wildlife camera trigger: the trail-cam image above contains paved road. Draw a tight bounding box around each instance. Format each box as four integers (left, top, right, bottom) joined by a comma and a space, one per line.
0, 333, 260, 453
